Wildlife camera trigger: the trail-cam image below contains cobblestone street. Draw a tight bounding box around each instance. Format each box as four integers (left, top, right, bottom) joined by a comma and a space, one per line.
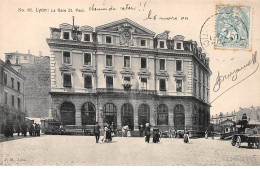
1, 135, 260, 166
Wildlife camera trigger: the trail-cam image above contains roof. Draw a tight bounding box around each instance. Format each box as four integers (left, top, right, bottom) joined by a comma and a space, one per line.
95, 18, 156, 35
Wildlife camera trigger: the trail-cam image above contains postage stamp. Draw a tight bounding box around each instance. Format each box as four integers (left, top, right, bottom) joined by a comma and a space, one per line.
215, 5, 251, 50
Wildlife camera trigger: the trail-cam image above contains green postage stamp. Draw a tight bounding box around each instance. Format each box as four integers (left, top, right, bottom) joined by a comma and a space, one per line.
215, 5, 251, 50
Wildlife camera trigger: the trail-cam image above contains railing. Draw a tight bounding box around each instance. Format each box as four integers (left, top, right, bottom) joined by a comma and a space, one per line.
96, 88, 157, 95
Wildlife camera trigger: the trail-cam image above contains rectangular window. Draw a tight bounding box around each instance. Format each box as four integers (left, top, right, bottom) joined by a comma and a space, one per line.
194, 64, 196, 77
159, 79, 166, 91
4, 91, 8, 105
193, 80, 197, 96
106, 36, 112, 43
106, 76, 113, 89
63, 74, 72, 87
177, 43, 181, 49
124, 56, 130, 68
141, 78, 147, 90
17, 81, 20, 92
160, 41, 165, 48
84, 34, 90, 41
3, 72, 7, 85
84, 53, 91, 66
63, 51, 71, 64
63, 32, 70, 40
84, 76, 92, 89
124, 77, 131, 85
11, 95, 15, 107
198, 84, 201, 98
11, 77, 14, 88
141, 57, 147, 69
24, 56, 28, 60
18, 97, 21, 109
176, 80, 182, 92
160, 59, 166, 70
106, 55, 113, 67
198, 68, 201, 81
176, 60, 182, 71
141, 39, 146, 46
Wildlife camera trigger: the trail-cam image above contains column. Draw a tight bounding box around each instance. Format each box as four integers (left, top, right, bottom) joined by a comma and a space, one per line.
75, 108, 82, 126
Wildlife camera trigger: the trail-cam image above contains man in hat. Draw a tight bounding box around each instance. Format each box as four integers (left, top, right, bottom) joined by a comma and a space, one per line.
93, 122, 101, 143
145, 123, 151, 143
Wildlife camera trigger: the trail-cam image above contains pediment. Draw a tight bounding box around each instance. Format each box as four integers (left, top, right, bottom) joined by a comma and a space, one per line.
59, 65, 75, 72
96, 18, 155, 35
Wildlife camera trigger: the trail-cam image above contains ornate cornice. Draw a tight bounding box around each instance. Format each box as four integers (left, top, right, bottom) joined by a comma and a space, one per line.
120, 68, 134, 77
137, 69, 151, 78
80, 66, 96, 76
103, 67, 117, 77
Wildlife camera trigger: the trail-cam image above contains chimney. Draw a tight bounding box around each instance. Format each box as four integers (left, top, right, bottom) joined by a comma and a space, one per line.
28, 49, 30, 54
39, 51, 42, 57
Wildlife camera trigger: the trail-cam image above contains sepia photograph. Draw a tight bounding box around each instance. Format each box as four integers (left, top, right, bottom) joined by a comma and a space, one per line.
0, 0, 260, 166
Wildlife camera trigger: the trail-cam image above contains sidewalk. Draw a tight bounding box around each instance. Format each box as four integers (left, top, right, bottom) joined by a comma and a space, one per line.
0, 133, 43, 142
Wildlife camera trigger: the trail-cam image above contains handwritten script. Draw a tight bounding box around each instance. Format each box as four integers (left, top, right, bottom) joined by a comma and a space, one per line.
211, 51, 259, 103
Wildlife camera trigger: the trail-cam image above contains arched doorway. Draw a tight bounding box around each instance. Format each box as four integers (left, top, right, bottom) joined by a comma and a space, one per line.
157, 104, 168, 125
138, 104, 150, 125
81, 102, 96, 125
103, 103, 117, 125
121, 103, 134, 130
174, 104, 185, 130
60, 102, 75, 125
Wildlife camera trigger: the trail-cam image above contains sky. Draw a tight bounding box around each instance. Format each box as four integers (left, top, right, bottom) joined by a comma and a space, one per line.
0, 0, 259, 116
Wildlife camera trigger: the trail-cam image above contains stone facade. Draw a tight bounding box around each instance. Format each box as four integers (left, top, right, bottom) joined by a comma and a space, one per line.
0, 59, 26, 133
46, 18, 211, 132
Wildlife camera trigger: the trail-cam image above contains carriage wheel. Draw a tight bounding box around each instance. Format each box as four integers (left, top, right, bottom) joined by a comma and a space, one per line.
256, 141, 260, 149
231, 138, 236, 146
248, 141, 253, 148
236, 136, 241, 148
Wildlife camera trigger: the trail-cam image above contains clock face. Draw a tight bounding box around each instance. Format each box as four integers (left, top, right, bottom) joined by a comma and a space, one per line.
121, 30, 132, 43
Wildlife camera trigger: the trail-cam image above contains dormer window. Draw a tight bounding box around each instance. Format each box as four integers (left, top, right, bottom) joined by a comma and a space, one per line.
83, 53, 92, 66
177, 43, 181, 49
141, 39, 146, 47
63, 32, 70, 40
106, 36, 112, 44
84, 34, 91, 42
159, 41, 165, 48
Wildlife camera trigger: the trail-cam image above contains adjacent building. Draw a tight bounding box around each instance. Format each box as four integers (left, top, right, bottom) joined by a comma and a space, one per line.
0, 59, 26, 132
4, 52, 51, 118
46, 18, 211, 133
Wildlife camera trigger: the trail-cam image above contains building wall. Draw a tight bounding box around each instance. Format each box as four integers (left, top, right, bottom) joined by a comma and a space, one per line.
0, 60, 26, 132
47, 19, 211, 132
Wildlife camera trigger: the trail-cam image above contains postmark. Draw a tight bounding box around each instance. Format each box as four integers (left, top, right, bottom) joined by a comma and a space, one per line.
215, 6, 251, 50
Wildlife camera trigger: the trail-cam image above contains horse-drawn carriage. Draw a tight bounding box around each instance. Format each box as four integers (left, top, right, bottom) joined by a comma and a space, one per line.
231, 119, 260, 148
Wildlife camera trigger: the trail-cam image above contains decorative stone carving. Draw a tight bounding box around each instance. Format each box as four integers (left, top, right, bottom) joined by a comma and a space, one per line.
120, 68, 134, 78
156, 30, 170, 39
118, 23, 134, 46
173, 35, 185, 41
137, 69, 151, 78
50, 28, 61, 39
103, 68, 117, 77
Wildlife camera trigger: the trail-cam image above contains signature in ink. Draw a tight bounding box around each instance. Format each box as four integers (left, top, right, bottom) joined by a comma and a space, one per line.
211, 51, 259, 104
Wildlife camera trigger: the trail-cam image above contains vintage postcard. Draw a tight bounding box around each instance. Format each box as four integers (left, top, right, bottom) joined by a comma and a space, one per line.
0, 0, 260, 166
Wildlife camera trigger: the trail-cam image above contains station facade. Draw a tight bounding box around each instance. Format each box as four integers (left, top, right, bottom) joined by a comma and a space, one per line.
46, 18, 211, 132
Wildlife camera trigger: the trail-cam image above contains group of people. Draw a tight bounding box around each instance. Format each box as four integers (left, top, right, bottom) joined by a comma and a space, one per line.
28, 123, 41, 136
94, 122, 116, 143
1, 121, 40, 137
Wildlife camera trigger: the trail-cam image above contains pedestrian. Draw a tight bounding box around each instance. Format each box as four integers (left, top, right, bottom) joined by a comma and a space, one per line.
37, 124, 41, 136
101, 124, 108, 143
21, 122, 28, 137
184, 130, 189, 143
29, 123, 33, 136
145, 123, 151, 143
139, 124, 144, 137
205, 130, 208, 139
94, 122, 100, 143
16, 124, 21, 136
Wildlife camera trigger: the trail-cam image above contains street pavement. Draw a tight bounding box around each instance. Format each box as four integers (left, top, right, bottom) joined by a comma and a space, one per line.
0, 134, 260, 166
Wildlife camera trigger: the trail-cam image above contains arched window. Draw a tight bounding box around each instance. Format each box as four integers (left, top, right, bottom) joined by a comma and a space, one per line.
157, 104, 168, 125
103, 103, 117, 125
121, 103, 134, 130
60, 102, 75, 125
174, 104, 185, 130
81, 102, 96, 125
138, 104, 150, 125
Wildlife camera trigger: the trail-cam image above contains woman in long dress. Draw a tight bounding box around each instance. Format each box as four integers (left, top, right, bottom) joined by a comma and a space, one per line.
102, 125, 108, 143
